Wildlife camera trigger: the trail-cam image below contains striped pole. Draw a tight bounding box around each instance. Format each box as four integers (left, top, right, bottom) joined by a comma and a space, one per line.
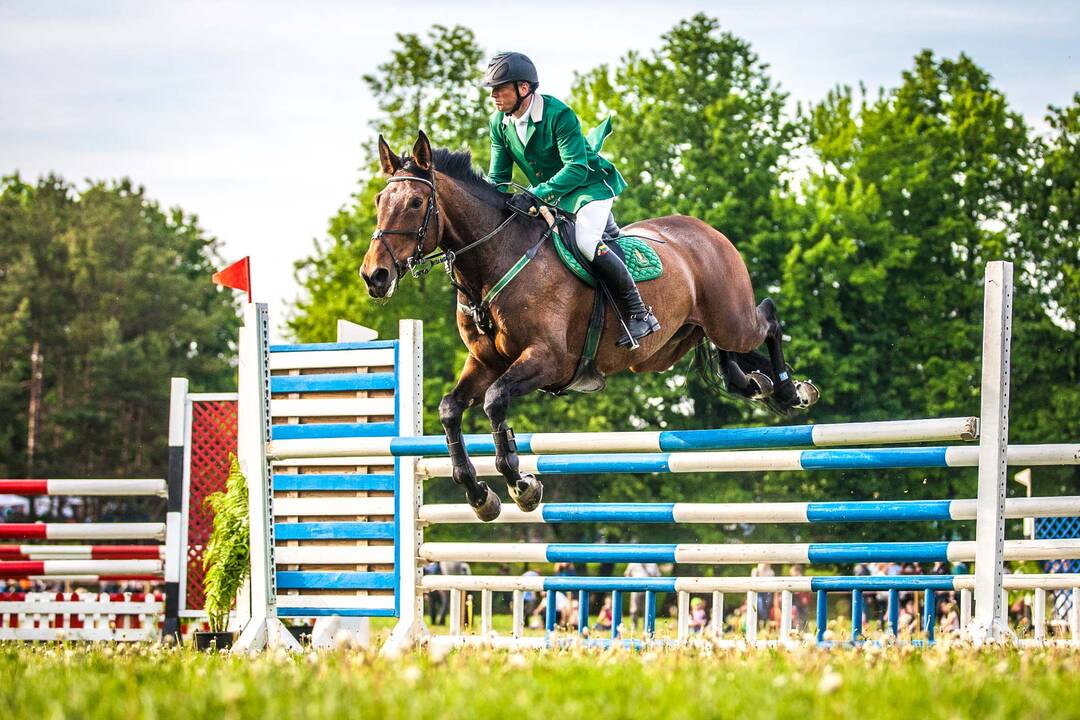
418, 495, 1080, 525
415, 444, 1080, 479
0, 523, 166, 541
417, 538, 1080, 565
0, 545, 165, 560
0, 479, 167, 496
419, 573, 1080, 594
268, 416, 979, 459
0, 560, 163, 578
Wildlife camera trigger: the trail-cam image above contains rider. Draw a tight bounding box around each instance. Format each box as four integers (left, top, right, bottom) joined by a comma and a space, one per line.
483, 51, 660, 347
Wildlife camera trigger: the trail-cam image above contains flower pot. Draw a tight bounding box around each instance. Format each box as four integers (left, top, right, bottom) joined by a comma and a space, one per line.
194, 631, 235, 651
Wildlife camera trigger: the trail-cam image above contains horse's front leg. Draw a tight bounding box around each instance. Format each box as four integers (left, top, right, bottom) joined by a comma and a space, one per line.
483, 348, 559, 513
439, 355, 502, 521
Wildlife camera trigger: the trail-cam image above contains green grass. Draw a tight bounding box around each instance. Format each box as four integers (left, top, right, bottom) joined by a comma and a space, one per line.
2, 639, 1079, 719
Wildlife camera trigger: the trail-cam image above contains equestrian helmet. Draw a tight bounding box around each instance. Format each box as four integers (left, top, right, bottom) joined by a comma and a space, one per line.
483, 52, 539, 88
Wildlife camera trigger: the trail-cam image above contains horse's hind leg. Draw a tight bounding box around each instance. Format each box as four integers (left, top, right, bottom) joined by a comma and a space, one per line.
439, 356, 503, 521
483, 349, 561, 513
758, 298, 819, 410
719, 350, 774, 399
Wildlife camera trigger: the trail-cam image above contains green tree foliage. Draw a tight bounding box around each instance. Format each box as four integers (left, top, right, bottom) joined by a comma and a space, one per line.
0, 174, 238, 493
290, 22, 1077, 560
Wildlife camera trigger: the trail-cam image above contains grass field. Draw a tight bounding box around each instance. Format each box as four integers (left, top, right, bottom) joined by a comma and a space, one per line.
3, 632, 1079, 720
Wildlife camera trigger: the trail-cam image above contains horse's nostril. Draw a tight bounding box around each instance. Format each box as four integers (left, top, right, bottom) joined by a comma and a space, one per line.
371, 268, 390, 287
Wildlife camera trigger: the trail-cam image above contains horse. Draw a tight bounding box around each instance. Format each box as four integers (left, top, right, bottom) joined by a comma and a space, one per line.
360, 131, 819, 521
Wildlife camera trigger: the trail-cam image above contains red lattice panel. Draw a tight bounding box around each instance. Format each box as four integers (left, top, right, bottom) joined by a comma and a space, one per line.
185, 399, 237, 611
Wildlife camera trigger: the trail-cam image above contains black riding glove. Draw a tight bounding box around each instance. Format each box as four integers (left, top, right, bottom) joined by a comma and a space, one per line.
506, 193, 536, 216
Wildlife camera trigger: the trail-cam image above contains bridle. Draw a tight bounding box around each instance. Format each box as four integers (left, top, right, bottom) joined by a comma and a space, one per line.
371, 167, 523, 280
369, 163, 555, 336
370, 168, 442, 277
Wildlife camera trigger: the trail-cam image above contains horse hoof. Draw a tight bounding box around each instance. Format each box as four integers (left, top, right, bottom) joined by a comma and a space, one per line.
508, 474, 543, 513
795, 380, 820, 408
468, 483, 502, 522
748, 371, 773, 399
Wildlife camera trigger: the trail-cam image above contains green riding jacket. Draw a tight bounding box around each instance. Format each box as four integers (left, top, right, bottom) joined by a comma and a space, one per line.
487, 93, 627, 214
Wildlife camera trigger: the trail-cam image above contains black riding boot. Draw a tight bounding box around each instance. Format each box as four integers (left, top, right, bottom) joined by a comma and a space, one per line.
590, 248, 661, 347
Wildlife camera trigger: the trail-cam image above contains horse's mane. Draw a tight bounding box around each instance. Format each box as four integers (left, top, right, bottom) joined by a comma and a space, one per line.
400, 148, 508, 209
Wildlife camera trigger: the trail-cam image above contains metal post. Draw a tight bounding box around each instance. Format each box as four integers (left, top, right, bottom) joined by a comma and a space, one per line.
971, 261, 1013, 644
746, 591, 758, 645
644, 591, 657, 640
711, 591, 724, 638
852, 590, 864, 641
780, 590, 792, 643
449, 590, 462, 636
611, 590, 622, 639
960, 589, 972, 629
480, 589, 493, 639
1033, 589, 1046, 642
512, 589, 524, 638
888, 588, 900, 636
545, 590, 557, 633
816, 590, 828, 643
1070, 588, 1080, 647
578, 590, 589, 635
924, 589, 936, 643
677, 591, 689, 642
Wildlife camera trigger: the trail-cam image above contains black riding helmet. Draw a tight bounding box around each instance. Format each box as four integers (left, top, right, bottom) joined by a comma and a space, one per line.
483, 52, 539, 115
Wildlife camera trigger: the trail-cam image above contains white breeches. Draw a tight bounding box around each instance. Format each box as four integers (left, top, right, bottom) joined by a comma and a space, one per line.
573, 198, 614, 260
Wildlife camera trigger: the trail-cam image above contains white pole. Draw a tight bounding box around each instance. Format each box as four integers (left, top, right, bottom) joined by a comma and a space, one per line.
480, 589, 493, 640
384, 319, 426, 653
970, 261, 1013, 645
512, 590, 524, 638
746, 591, 758, 645
1071, 588, 1079, 647
711, 591, 724, 637
449, 590, 462, 636
1033, 588, 1046, 642
676, 591, 689, 642
234, 304, 300, 652
960, 589, 972, 629
780, 590, 792, 644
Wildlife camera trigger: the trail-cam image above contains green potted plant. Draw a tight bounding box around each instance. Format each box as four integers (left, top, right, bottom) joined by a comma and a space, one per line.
194, 453, 250, 651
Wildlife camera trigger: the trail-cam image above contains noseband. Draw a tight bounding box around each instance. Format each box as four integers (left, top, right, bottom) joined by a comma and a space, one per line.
371, 170, 441, 276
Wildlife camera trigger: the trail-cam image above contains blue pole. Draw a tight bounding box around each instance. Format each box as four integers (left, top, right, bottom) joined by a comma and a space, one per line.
816, 590, 828, 643
545, 590, 557, 633
852, 589, 864, 642
578, 590, 589, 635
888, 588, 900, 636
611, 590, 623, 639
923, 589, 935, 643
644, 591, 657, 639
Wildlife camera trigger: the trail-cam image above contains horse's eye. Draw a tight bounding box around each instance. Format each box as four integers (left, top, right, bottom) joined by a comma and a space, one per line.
410, 197, 423, 209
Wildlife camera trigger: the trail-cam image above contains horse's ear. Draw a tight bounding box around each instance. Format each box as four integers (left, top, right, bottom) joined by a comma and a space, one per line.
412, 130, 433, 171
378, 135, 401, 175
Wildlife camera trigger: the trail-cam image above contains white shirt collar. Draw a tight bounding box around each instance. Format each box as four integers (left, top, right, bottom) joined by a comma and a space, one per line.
502, 93, 544, 125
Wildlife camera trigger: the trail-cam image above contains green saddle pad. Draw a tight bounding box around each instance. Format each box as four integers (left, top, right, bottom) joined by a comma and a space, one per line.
552, 229, 663, 286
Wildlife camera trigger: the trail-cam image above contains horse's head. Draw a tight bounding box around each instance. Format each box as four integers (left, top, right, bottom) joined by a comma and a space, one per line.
360, 131, 439, 298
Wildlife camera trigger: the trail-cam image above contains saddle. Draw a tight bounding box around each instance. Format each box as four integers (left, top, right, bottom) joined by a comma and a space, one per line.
543, 211, 663, 395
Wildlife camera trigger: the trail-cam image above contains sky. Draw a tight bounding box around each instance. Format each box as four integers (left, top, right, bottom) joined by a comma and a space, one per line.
2, 1, 1078, 338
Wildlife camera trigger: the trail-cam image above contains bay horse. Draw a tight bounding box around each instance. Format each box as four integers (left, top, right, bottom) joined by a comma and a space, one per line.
361, 131, 818, 521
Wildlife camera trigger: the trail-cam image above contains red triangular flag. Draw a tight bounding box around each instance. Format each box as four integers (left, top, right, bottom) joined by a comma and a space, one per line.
212, 257, 252, 303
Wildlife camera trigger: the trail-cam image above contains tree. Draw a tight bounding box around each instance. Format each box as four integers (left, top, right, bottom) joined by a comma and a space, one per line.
0, 174, 239, 494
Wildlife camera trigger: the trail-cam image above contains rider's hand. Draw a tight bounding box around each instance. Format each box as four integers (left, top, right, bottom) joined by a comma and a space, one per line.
506, 193, 536, 216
